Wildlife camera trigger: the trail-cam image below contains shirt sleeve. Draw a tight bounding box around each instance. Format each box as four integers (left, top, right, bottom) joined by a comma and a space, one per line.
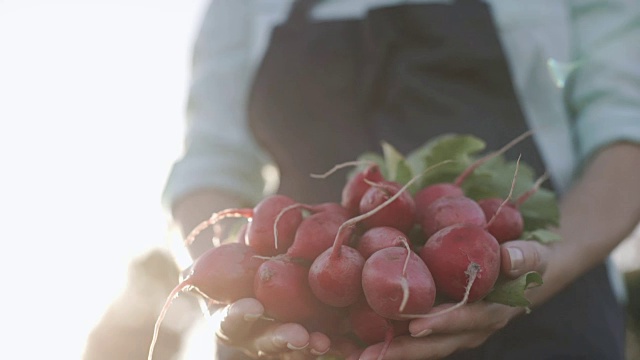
568, 0, 640, 166
161, 0, 273, 212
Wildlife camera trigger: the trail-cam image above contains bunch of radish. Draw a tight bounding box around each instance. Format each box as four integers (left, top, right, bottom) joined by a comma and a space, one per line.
148, 132, 560, 360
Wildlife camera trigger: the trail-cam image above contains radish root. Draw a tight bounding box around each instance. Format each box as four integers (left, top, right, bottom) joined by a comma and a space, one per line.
399, 262, 480, 319
310, 160, 376, 179
377, 325, 395, 360
398, 238, 412, 312
273, 203, 306, 250
147, 281, 192, 360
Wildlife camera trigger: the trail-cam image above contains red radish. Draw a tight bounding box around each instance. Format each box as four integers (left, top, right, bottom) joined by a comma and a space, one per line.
414, 130, 533, 219
420, 195, 487, 238
478, 198, 523, 243
362, 245, 437, 320
478, 159, 547, 243
246, 195, 304, 255
357, 226, 409, 260
308, 239, 365, 307
253, 255, 322, 323
271, 202, 350, 261
349, 298, 410, 360
287, 208, 351, 262
419, 223, 500, 302
307, 201, 351, 215
308, 160, 452, 309
341, 163, 385, 216
310, 161, 384, 216
358, 180, 416, 234
414, 183, 464, 219
303, 304, 350, 335
413, 161, 522, 306
184, 194, 303, 256
147, 242, 262, 360
349, 298, 410, 344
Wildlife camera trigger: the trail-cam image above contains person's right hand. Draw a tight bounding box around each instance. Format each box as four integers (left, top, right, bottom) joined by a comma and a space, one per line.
214, 298, 352, 359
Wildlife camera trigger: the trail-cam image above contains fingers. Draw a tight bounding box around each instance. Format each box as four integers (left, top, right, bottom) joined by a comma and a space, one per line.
357, 332, 488, 360
359, 301, 522, 359
216, 298, 335, 359
500, 240, 549, 278
408, 301, 518, 337
251, 323, 310, 356
217, 298, 265, 343
307, 332, 331, 357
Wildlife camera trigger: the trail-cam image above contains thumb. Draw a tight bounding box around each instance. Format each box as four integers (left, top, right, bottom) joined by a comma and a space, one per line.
500, 240, 549, 279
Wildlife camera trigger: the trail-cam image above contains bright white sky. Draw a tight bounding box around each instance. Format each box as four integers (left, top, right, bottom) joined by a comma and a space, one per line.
0, 0, 212, 358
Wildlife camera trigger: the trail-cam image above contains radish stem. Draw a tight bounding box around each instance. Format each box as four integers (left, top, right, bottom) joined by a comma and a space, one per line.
184, 208, 253, 247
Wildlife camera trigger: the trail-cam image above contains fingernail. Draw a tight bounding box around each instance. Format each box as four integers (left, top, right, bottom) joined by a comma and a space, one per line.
287, 342, 309, 351
507, 247, 524, 272
243, 313, 261, 322
310, 348, 329, 356
411, 328, 432, 338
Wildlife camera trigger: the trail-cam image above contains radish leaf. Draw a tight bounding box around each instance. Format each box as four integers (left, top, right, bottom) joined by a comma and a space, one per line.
485, 271, 543, 310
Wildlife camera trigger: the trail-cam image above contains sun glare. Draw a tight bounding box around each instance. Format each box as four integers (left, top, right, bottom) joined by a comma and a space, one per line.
0, 1, 210, 359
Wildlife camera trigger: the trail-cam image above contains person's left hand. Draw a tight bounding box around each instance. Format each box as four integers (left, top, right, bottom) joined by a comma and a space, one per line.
353, 239, 551, 360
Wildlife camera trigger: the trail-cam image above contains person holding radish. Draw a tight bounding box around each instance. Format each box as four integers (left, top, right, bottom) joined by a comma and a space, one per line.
161, 0, 640, 359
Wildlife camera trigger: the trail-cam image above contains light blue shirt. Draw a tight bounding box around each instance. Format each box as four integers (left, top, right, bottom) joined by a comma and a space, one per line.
162, 0, 640, 210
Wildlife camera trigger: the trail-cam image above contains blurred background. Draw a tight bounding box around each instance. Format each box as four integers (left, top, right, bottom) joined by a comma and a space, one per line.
0, 1, 638, 359
0, 0, 213, 359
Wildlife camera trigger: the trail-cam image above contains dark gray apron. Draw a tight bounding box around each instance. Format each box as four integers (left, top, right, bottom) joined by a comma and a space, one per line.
243, 0, 625, 358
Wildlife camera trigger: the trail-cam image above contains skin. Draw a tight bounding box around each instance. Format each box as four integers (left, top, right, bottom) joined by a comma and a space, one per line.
174, 142, 640, 359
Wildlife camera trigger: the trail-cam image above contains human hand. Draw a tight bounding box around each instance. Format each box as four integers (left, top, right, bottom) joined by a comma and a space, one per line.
214, 298, 339, 359
353, 240, 551, 360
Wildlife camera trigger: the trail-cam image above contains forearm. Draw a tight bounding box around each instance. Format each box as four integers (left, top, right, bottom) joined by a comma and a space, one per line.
531, 141, 640, 305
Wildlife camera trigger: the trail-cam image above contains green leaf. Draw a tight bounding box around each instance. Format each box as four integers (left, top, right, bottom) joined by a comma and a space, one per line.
406, 134, 486, 188
485, 271, 543, 310
522, 229, 562, 244
382, 141, 403, 180
518, 188, 560, 230
463, 156, 534, 197
395, 161, 415, 189
462, 156, 560, 231
382, 141, 408, 180
382, 141, 414, 186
